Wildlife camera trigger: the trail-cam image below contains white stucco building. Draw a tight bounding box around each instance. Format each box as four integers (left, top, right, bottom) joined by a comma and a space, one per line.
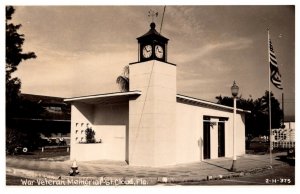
65, 22, 249, 167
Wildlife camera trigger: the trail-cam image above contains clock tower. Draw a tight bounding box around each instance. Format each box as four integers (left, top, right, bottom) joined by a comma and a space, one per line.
129, 22, 177, 166
137, 22, 169, 62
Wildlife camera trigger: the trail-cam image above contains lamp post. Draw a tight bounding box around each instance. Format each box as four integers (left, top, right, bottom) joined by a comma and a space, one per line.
230, 81, 239, 172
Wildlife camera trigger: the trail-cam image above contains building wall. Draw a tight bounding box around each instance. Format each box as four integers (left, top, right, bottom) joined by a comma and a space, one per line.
176, 102, 245, 164
284, 122, 295, 130
70, 102, 128, 161
70, 102, 94, 161
93, 103, 128, 161
129, 60, 177, 166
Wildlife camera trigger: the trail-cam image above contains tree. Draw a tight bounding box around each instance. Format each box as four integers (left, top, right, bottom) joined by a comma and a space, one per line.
254, 91, 283, 134
216, 91, 283, 137
215, 94, 254, 111
6, 6, 40, 154
116, 65, 129, 92
6, 6, 36, 117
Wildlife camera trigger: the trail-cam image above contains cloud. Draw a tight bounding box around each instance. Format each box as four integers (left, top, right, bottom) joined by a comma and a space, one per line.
164, 6, 205, 38
10, 6, 294, 113
174, 36, 253, 102
15, 43, 136, 97
175, 37, 253, 64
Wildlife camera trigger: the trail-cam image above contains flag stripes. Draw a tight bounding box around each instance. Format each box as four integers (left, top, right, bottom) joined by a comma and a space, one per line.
269, 39, 283, 90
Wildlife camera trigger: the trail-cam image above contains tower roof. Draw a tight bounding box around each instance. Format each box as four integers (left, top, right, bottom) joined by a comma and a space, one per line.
137, 22, 169, 42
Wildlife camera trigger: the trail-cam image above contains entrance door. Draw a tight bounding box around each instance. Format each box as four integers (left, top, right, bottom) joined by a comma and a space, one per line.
203, 121, 211, 159
218, 122, 225, 157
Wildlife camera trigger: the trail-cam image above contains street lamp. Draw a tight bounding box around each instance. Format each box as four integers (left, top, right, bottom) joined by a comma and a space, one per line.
230, 81, 239, 172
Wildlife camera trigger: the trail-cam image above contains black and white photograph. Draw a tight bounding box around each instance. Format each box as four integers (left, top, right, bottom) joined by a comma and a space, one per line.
3, 1, 296, 189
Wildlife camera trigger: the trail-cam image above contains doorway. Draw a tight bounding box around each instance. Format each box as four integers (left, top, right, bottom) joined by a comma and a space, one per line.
218, 122, 225, 157
203, 121, 211, 159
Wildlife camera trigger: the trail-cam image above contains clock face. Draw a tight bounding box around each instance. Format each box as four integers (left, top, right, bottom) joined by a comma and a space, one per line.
142, 45, 152, 58
155, 45, 164, 59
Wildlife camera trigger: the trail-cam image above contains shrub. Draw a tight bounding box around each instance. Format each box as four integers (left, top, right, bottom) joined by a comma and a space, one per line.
85, 127, 95, 143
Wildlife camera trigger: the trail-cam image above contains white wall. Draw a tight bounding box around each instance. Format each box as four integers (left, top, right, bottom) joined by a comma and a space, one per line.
70, 102, 128, 162
176, 102, 246, 164
93, 103, 128, 161
129, 60, 177, 167
236, 113, 246, 156
175, 103, 202, 164
70, 102, 94, 161
284, 122, 295, 130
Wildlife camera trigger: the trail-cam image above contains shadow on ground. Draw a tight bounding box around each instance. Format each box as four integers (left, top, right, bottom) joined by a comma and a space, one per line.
201, 161, 231, 171
275, 154, 295, 166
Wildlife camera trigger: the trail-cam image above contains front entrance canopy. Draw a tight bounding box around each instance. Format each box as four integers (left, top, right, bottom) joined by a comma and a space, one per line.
64, 91, 141, 105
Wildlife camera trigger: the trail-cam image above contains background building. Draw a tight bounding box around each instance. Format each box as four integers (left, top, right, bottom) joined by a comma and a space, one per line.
7, 94, 71, 146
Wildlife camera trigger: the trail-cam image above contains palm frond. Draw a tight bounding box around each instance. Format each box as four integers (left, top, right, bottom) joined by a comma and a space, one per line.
116, 65, 129, 92
116, 76, 129, 92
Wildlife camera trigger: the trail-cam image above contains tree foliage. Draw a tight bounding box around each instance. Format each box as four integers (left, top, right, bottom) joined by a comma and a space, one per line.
85, 127, 96, 143
6, 6, 43, 153
216, 91, 283, 137
6, 6, 37, 117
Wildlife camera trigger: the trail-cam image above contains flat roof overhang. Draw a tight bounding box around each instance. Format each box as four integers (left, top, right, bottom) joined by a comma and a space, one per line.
177, 94, 251, 114
64, 91, 142, 105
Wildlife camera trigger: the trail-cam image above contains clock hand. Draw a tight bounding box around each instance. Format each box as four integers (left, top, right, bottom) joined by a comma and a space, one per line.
157, 48, 162, 53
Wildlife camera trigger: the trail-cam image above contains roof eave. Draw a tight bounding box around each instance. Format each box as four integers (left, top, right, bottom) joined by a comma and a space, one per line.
64, 90, 142, 103
176, 94, 251, 114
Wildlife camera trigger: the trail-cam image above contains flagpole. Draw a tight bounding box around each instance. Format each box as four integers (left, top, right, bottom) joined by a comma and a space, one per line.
282, 92, 284, 125
267, 29, 272, 166
159, 6, 166, 34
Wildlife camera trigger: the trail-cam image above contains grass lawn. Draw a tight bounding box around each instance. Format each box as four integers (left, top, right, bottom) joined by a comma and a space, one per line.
7, 147, 70, 160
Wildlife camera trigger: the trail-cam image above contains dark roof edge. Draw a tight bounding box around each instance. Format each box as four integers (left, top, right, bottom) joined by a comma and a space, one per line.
9, 118, 70, 122
21, 93, 66, 99
129, 60, 176, 66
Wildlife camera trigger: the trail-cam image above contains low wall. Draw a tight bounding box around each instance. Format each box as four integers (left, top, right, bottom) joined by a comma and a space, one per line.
71, 143, 124, 161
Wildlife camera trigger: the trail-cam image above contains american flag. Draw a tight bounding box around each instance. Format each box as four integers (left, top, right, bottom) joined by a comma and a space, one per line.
269, 39, 283, 90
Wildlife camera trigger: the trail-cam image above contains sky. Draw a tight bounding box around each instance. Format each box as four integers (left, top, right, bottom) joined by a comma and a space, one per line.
10, 6, 295, 119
